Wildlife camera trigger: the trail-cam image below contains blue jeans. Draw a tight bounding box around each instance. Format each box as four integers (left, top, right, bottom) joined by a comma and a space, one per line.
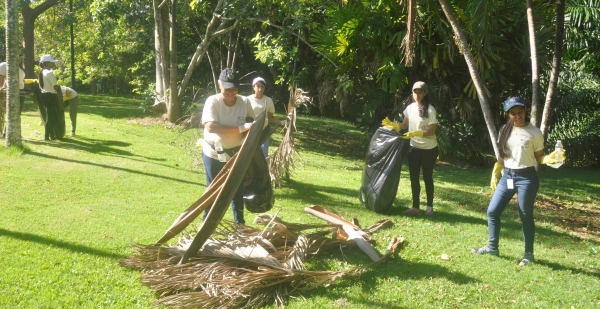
487, 167, 539, 253
202, 152, 245, 224
260, 139, 269, 158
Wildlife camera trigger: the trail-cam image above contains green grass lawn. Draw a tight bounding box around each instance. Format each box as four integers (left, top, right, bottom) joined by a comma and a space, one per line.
1, 94, 599, 308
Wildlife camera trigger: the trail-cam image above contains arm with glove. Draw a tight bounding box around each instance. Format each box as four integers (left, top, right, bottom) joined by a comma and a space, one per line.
400, 123, 437, 139
490, 159, 504, 192
539, 149, 566, 165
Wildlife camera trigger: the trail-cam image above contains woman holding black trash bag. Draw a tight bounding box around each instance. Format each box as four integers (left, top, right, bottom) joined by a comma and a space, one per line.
200, 68, 255, 224
471, 97, 566, 266
399, 81, 439, 216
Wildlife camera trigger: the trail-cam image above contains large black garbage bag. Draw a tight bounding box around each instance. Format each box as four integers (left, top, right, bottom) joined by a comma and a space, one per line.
242, 127, 276, 213
359, 127, 409, 213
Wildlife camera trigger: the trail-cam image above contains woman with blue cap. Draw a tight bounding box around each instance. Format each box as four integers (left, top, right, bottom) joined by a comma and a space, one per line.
471, 97, 566, 266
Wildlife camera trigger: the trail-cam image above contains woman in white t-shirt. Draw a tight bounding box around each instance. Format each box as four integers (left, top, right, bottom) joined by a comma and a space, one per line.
246, 77, 286, 157
471, 97, 566, 266
60, 86, 79, 136
399, 81, 439, 216
201, 68, 255, 224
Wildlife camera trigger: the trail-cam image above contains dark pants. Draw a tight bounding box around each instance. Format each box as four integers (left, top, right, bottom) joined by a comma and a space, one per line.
202, 152, 245, 224
487, 167, 539, 253
40, 92, 62, 140
407, 146, 439, 209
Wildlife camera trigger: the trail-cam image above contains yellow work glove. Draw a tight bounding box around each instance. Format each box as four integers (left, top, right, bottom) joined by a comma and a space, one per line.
381, 117, 400, 132
542, 150, 567, 165
490, 162, 503, 192
24, 79, 38, 84
400, 130, 424, 139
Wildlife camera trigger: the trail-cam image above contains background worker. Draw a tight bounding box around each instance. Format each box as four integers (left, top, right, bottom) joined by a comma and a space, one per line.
246, 77, 286, 157
60, 86, 79, 137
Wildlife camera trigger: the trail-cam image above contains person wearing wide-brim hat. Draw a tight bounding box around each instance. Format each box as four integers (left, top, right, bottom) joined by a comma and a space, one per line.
246, 77, 287, 157
200, 68, 255, 224
398, 81, 439, 216
38, 54, 65, 140
471, 97, 566, 266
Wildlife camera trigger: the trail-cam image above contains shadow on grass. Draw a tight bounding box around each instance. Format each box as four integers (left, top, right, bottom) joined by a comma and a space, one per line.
25, 137, 177, 171
534, 259, 600, 279
27, 151, 202, 187
0, 228, 125, 259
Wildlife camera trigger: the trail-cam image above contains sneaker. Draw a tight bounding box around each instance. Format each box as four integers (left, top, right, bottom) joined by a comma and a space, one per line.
403, 208, 421, 215
425, 206, 434, 216
471, 245, 499, 256
519, 252, 534, 267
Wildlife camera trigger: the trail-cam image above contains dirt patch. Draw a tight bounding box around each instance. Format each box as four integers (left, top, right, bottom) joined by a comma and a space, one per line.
127, 115, 176, 128
536, 196, 600, 242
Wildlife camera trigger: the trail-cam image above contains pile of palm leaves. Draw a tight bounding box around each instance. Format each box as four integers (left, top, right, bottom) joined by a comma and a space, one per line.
121, 214, 403, 309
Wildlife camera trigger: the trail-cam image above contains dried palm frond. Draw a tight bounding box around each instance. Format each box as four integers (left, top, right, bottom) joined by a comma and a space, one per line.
121, 211, 403, 309
268, 85, 312, 187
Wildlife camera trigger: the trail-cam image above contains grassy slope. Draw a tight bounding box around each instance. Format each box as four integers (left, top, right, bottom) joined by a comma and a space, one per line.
1, 95, 598, 308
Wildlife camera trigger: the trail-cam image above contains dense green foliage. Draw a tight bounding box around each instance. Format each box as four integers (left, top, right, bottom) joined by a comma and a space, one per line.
2, 0, 599, 166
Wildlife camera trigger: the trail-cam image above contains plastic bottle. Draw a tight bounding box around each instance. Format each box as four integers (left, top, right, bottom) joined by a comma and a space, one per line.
214, 141, 226, 162
548, 140, 563, 168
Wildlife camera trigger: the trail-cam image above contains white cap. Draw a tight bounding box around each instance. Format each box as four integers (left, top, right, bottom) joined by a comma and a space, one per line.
40, 54, 57, 63
252, 77, 266, 86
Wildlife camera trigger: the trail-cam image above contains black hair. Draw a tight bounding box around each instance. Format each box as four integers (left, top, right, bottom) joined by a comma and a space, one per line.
38, 63, 49, 89
418, 94, 430, 118
498, 118, 514, 159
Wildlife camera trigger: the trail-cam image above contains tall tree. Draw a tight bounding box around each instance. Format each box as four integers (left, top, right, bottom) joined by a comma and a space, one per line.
168, 0, 179, 122
539, 0, 566, 138
21, 0, 60, 78
5, 0, 22, 147
526, 0, 541, 127
438, 0, 500, 159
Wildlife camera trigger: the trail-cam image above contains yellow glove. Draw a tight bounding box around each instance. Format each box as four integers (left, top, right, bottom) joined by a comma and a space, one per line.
381, 117, 400, 132
542, 150, 567, 165
400, 130, 424, 139
490, 162, 503, 192
24, 79, 38, 84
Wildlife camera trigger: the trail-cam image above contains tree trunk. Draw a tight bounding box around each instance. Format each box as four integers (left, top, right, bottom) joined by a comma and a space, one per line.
153, 0, 170, 108
438, 0, 500, 159
540, 0, 565, 139
21, 0, 60, 78
168, 0, 180, 123
526, 0, 541, 127
70, 0, 75, 88
5, 0, 22, 147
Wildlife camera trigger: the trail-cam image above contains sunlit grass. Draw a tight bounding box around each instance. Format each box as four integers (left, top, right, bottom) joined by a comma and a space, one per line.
0, 94, 598, 308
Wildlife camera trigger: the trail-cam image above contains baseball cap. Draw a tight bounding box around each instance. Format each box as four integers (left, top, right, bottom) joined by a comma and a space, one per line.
218, 68, 238, 89
252, 77, 266, 86
503, 97, 526, 112
40, 54, 57, 63
412, 81, 427, 92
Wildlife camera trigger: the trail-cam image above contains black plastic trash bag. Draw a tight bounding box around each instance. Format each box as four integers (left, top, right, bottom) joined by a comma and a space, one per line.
359, 127, 409, 213
242, 128, 276, 213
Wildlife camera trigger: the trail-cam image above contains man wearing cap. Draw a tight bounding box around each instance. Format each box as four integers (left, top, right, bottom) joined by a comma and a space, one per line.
201, 68, 255, 224
246, 76, 286, 157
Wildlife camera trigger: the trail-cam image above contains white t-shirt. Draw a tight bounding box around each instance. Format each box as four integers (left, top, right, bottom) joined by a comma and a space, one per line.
201, 94, 255, 160
246, 94, 275, 129
0, 62, 26, 89
40, 69, 57, 93
60, 86, 78, 100
502, 123, 544, 169
403, 102, 438, 149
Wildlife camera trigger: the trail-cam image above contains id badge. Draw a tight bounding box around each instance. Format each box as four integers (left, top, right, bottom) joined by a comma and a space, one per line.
507, 178, 514, 190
